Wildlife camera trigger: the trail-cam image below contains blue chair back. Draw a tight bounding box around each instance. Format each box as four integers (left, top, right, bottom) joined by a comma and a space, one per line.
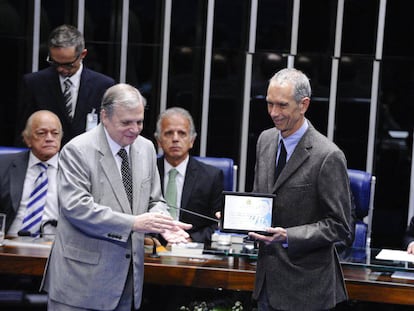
347, 169, 375, 249
0, 146, 28, 155
348, 169, 372, 219
194, 156, 235, 191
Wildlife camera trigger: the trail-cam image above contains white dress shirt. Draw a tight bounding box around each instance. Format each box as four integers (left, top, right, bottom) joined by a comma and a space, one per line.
7, 152, 60, 237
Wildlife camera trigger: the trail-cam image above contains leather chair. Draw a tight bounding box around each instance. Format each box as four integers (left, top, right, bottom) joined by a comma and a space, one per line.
193, 156, 237, 191
348, 169, 376, 249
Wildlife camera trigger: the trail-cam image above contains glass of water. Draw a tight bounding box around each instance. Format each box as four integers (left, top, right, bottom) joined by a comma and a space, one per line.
0, 213, 5, 246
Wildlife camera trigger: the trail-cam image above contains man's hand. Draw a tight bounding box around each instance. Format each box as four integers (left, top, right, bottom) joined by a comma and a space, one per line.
132, 212, 191, 234
407, 241, 414, 254
248, 227, 287, 245
161, 220, 193, 244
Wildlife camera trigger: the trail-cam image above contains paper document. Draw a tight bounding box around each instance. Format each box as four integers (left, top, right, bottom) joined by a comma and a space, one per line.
375, 249, 414, 262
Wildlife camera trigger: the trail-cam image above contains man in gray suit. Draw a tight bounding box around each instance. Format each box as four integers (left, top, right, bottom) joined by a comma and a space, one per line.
248, 68, 353, 310
41, 83, 192, 311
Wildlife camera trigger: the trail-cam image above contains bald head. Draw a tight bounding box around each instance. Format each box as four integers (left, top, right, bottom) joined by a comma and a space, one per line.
22, 110, 63, 161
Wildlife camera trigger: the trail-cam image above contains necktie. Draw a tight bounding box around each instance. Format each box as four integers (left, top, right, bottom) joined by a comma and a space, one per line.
21, 162, 48, 236
274, 140, 287, 182
118, 148, 133, 206
63, 78, 73, 119
165, 169, 178, 219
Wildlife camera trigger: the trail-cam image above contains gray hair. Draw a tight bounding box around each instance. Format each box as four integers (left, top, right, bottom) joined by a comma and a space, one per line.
48, 24, 85, 56
101, 83, 146, 118
154, 107, 197, 139
270, 68, 312, 103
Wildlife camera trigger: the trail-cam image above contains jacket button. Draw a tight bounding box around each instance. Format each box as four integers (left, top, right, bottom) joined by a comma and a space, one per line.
125, 254, 131, 259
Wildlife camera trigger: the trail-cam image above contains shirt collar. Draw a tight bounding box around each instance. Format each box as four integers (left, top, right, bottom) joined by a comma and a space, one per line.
278, 119, 309, 157
59, 62, 83, 88
28, 151, 59, 169
164, 155, 189, 177
103, 127, 130, 158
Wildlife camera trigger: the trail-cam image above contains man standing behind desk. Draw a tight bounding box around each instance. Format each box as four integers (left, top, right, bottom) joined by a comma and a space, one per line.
154, 107, 223, 244
42, 84, 191, 311
248, 68, 352, 310
0, 110, 62, 237
16, 24, 115, 146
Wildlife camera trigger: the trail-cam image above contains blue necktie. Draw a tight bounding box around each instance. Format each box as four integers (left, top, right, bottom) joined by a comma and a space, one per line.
21, 162, 48, 236
274, 140, 287, 182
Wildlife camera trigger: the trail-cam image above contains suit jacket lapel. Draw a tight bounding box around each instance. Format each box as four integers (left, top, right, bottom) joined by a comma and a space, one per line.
266, 133, 279, 192
10, 152, 30, 212
157, 157, 165, 193
97, 126, 132, 214
46, 69, 70, 123
130, 142, 143, 213
181, 157, 197, 210
74, 69, 93, 125
272, 127, 313, 192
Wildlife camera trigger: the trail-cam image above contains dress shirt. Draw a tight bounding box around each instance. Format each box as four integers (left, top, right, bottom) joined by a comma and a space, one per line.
103, 127, 131, 176
277, 119, 309, 163
59, 63, 83, 118
163, 156, 189, 219
7, 152, 59, 237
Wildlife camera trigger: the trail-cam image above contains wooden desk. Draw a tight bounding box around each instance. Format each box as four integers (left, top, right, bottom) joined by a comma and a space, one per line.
2, 244, 414, 305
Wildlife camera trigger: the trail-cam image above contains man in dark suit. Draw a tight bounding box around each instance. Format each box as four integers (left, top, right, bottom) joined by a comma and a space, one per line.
140, 107, 224, 311
154, 107, 223, 243
16, 24, 115, 146
0, 110, 62, 237
248, 68, 353, 310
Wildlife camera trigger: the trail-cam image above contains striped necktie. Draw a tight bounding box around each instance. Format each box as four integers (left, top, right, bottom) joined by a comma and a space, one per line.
21, 162, 48, 236
63, 78, 73, 119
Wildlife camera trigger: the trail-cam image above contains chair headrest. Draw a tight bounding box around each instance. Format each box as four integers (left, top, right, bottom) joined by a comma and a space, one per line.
348, 169, 372, 218
194, 156, 234, 191
0, 146, 28, 155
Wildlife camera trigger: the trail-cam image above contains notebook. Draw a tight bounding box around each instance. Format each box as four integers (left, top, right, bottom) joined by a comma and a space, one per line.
220, 191, 275, 235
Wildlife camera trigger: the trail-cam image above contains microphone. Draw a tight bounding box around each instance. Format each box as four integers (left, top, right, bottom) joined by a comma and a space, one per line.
17, 230, 56, 237
17, 219, 58, 238
149, 237, 160, 258
168, 205, 220, 223
40, 219, 58, 237
17, 230, 32, 237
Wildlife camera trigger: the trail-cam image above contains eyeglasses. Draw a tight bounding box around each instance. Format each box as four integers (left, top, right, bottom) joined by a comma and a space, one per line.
46, 54, 81, 69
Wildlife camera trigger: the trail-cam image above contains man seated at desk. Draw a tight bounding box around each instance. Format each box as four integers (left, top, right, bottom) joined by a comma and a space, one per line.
154, 107, 223, 244
141, 107, 228, 311
0, 110, 62, 237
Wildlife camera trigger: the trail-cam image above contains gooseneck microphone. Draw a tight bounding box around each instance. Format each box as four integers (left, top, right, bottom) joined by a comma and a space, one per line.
40, 219, 58, 237
17, 219, 58, 237
149, 237, 160, 258
168, 205, 220, 223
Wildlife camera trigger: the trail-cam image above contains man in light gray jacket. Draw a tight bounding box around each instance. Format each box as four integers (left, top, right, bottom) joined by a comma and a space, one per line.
42, 83, 191, 311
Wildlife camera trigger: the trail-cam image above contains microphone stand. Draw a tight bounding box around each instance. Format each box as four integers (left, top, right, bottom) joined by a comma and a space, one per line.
168, 205, 220, 223
149, 237, 160, 258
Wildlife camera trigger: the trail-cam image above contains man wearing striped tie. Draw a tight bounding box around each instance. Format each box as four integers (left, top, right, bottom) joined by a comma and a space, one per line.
0, 110, 63, 237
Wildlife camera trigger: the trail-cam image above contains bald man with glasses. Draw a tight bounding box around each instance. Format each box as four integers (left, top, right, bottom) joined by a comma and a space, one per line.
16, 24, 115, 146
